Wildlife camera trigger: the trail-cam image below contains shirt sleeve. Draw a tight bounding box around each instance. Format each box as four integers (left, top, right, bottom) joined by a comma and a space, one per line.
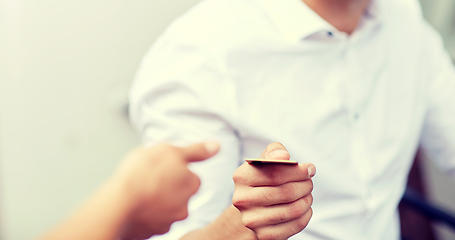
129, 30, 241, 239
420, 22, 455, 177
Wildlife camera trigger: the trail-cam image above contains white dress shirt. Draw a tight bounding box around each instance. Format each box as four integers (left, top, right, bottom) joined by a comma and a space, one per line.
129, 0, 455, 239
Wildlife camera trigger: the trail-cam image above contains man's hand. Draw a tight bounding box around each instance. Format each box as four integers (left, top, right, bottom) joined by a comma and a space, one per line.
114, 142, 220, 239
232, 142, 315, 240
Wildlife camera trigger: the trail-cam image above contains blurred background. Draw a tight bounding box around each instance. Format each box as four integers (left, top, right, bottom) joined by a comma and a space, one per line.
0, 0, 454, 239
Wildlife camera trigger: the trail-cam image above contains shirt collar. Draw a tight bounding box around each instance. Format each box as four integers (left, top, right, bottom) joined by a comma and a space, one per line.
364, 0, 381, 19
259, 0, 384, 42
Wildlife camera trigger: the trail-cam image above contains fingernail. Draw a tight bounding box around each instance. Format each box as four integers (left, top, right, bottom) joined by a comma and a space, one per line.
204, 142, 219, 155
269, 149, 289, 158
308, 164, 316, 178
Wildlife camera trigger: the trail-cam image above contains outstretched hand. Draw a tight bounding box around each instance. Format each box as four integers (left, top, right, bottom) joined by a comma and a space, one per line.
233, 142, 315, 240
115, 142, 220, 239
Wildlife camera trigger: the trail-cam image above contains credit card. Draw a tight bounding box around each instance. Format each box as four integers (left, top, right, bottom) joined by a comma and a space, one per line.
245, 158, 298, 165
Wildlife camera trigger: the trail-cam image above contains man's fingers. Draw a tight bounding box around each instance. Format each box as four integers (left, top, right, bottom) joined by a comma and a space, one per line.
259, 142, 290, 160
233, 180, 313, 208
181, 142, 220, 162
233, 162, 316, 186
239, 195, 313, 229
253, 207, 313, 240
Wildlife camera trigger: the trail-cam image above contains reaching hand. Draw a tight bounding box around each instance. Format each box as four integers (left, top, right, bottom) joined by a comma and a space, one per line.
232, 142, 315, 240
115, 142, 220, 239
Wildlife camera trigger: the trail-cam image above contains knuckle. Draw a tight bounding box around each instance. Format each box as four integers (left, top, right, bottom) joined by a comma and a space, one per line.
232, 193, 249, 209
232, 195, 242, 208
296, 217, 309, 232
241, 214, 256, 230
189, 175, 201, 194
308, 179, 314, 192
176, 208, 189, 221
302, 193, 313, 206
279, 183, 297, 202
288, 200, 305, 219
255, 230, 270, 240
232, 171, 243, 184
298, 208, 313, 229
232, 165, 249, 184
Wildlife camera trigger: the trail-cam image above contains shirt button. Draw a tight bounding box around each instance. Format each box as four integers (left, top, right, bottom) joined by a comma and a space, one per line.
327, 31, 333, 37
351, 112, 359, 121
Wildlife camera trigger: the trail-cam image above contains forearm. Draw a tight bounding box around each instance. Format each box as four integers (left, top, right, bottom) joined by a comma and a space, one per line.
180, 205, 257, 240
38, 178, 135, 240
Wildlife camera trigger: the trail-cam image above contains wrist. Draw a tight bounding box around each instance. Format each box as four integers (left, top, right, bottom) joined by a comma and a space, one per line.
181, 205, 257, 240
103, 176, 141, 223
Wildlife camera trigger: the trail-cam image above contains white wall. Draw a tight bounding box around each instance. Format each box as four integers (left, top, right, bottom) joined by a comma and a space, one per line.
0, 0, 200, 239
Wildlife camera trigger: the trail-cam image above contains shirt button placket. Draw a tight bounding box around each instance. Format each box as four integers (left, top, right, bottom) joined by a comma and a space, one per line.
353, 112, 360, 121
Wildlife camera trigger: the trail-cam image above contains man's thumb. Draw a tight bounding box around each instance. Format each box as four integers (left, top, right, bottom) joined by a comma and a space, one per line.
182, 142, 220, 162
